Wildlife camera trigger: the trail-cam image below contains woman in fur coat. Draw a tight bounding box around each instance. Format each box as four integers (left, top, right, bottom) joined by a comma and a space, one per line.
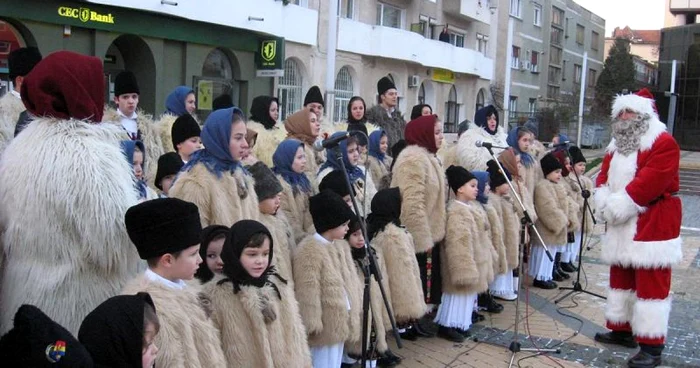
203, 220, 312, 368
366, 129, 393, 191
456, 105, 508, 171
169, 107, 259, 227
0, 51, 142, 335
156, 86, 197, 155
285, 107, 323, 177
248, 95, 287, 167
390, 114, 447, 306
273, 139, 317, 243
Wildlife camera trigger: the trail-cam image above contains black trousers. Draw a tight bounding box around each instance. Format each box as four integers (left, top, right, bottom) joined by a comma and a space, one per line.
415, 244, 443, 305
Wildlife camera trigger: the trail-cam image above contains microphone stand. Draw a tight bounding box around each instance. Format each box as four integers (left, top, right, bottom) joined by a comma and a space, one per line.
479, 145, 559, 368
332, 145, 402, 368
554, 149, 605, 304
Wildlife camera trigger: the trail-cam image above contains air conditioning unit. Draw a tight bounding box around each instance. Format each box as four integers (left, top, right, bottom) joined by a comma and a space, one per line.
408, 75, 420, 88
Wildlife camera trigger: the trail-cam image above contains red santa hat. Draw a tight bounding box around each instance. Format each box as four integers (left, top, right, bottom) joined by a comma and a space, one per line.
611, 88, 658, 119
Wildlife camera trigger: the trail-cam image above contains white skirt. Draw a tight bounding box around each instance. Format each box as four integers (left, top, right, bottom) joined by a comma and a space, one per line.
311, 343, 344, 368
528, 244, 558, 281
433, 292, 477, 330
489, 272, 515, 296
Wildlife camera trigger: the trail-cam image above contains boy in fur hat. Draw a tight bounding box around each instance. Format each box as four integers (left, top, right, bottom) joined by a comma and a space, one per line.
561, 146, 595, 271
304, 86, 325, 121
121, 198, 226, 367
0, 47, 41, 155
171, 114, 202, 163
155, 152, 184, 197
365, 76, 406, 148
293, 190, 356, 368
319, 169, 356, 208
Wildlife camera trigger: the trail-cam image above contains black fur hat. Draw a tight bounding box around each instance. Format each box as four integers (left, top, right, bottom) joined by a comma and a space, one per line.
8, 47, 42, 82
213, 94, 234, 111
377, 76, 396, 96
171, 114, 201, 151
568, 146, 586, 165
310, 190, 354, 234
487, 159, 512, 189
155, 152, 184, 190
247, 162, 283, 201
319, 170, 355, 197
541, 153, 563, 177
303, 86, 324, 107
114, 70, 139, 96
446, 165, 476, 194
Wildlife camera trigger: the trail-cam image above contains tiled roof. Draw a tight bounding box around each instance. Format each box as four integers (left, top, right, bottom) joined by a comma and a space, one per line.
611, 26, 660, 44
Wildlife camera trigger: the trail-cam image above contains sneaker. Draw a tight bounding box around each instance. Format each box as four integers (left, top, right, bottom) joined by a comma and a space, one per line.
437, 326, 466, 343
594, 331, 638, 348
533, 279, 558, 289
494, 292, 518, 301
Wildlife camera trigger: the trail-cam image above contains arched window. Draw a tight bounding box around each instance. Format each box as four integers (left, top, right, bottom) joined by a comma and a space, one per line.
418, 83, 426, 104
0, 21, 27, 94
445, 85, 460, 133
476, 88, 486, 112
277, 58, 303, 121
333, 66, 354, 122
197, 48, 238, 120
202, 48, 233, 79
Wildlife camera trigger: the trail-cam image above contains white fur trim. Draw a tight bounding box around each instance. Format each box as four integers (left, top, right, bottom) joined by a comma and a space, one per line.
607, 151, 637, 192
606, 117, 667, 153
603, 191, 645, 225
631, 296, 672, 339
594, 186, 610, 213
605, 288, 636, 324
601, 233, 683, 268
611, 94, 657, 121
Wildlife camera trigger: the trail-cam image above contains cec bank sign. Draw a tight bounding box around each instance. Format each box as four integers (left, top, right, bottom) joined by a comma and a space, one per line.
58, 6, 115, 24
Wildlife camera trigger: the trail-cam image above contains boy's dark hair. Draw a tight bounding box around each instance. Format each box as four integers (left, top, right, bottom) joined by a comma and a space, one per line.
142, 302, 160, 350
146, 250, 183, 268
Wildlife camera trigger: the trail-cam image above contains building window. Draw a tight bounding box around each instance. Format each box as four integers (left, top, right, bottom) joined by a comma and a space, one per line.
476, 88, 486, 112
510, 0, 522, 17
549, 46, 562, 65
202, 48, 233, 79
418, 83, 426, 104
445, 86, 460, 133
551, 27, 563, 46
528, 98, 537, 116
530, 51, 539, 73
562, 60, 567, 81
334, 66, 354, 122
576, 24, 585, 45
588, 68, 597, 87
574, 64, 582, 84
534, 5, 542, 26
591, 31, 600, 51
508, 96, 518, 119
547, 85, 560, 99
449, 32, 465, 48
548, 66, 561, 84
477, 33, 488, 55
511, 46, 520, 69
338, 0, 355, 19
377, 3, 403, 29
552, 6, 564, 26
277, 59, 304, 121
289, 0, 308, 6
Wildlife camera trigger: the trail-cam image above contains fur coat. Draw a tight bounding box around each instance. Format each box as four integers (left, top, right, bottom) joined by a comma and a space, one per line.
156, 113, 178, 154
258, 212, 295, 284
441, 200, 493, 295
300, 142, 321, 179
0, 92, 24, 155
122, 275, 227, 368
456, 126, 508, 171
203, 275, 312, 368
521, 162, 543, 204
293, 235, 351, 347
485, 201, 508, 276
565, 175, 595, 234
169, 163, 259, 227
366, 155, 392, 191
0, 118, 142, 335
248, 121, 287, 167
437, 143, 458, 169
372, 223, 427, 324
390, 145, 447, 253
533, 179, 570, 246
103, 107, 162, 188
490, 193, 520, 270
328, 241, 363, 345
365, 105, 406, 148
278, 174, 316, 244
474, 205, 498, 284
318, 166, 377, 217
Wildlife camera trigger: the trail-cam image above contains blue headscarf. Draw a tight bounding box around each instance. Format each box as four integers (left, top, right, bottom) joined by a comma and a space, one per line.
473, 171, 489, 205
368, 130, 386, 162
555, 133, 571, 151
507, 126, 535, 168
165, 86, 194, 116
318, 131, 365, 183
120, 140, 148, 199
182, 107, 246, 177
474, 105, 499, 135
273, 139, 313, 194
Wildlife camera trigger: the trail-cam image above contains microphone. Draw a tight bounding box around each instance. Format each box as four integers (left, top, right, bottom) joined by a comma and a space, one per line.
475, 141, 508, 149
313, 132, 350, 151
548, 140, 571, 148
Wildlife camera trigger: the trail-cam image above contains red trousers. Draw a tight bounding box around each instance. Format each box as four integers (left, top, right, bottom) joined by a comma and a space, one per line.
605, 265, 672, 345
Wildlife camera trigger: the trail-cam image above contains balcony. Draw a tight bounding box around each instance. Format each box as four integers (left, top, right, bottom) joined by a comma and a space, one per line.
337, 18, 493, 80
670, 0, 700, 12
443, 0, 491, 25
83, 0, 318, 45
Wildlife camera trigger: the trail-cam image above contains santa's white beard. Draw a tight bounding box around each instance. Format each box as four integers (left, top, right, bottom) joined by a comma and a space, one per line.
612, 113, 650, 155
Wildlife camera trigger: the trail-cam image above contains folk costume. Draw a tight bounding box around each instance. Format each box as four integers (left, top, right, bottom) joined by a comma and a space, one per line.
456, 105, 508, 171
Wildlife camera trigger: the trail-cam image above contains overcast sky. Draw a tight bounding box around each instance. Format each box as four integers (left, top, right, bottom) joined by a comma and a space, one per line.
574, 0, 666, 36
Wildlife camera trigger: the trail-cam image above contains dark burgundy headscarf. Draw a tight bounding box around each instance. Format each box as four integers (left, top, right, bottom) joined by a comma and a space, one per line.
21, 51, 104, 123
405, 114, 438, 154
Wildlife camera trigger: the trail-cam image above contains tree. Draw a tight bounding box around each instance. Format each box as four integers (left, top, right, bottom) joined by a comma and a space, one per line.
593, 37, 637, 117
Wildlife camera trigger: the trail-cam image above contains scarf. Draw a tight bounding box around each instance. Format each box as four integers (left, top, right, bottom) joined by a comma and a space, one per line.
272, 139, 313, 193
368, 129, 386, 162
284, 107, 317, 145
120, 140, 148, 199
346, 96, 367, 124
498, 148, 521, 179
410, 104, 432, 120
21, 51, 104, 122
319, 131, 365, 183
473, 171, 489, 204
474, 105, 499, 136
552, 149, 571, 177
366, 187, 402, 240
195, 225, 230, 283
405, 114, 438, 154
165, 86, 194, 116
217, 220, 285, 298
182, 107, 246, 178
507, 126, 535, 168
250, 95, 279, 129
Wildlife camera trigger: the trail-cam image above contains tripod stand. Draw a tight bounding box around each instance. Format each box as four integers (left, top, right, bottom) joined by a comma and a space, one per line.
554, 150, 606, 304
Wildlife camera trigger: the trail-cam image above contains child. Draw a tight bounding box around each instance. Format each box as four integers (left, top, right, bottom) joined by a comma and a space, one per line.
170, 114, 202, 163
434, 165, 492, 342
154, 152, 184, 198
506, 125, 541, 201
366, 129, 393, 191
273, 139, 317, 243
203, 220, 312, 367
319, 169, 356, 208
366, 188, 427, 341
530, 153, 571, 289
194, 224, 229, 283
552, 149, 582, 276
563, 146, 595, 271
248, 161, 296, 282
79, 293, 160, 368
294, 190, 356, 368
486, 160, 519, 301
120, 140, 157, 201
122, 198, 226, 367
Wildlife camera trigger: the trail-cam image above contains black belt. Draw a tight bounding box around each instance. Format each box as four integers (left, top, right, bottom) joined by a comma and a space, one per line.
648, 192, 678, 206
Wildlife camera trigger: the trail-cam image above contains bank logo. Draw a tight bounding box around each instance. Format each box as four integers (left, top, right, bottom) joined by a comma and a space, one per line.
57, 6, 115, 24
80, 8, 90, 22
261, 40, 276, 62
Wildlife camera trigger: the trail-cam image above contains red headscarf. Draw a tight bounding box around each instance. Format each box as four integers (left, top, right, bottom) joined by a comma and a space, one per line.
405, 114, 438, 154
21, 51, 104, 122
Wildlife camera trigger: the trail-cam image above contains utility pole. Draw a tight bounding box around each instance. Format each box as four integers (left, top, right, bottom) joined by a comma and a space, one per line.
577, 52, 588, 145
325, 0, 339, 123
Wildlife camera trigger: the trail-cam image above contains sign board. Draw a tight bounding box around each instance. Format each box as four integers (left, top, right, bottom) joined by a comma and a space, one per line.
431, 68, 455, 84
255, 37, 285, 78
197, 80, 213, 110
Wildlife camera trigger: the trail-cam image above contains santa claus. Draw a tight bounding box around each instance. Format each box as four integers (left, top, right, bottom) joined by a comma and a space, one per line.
593, 88, 682, 368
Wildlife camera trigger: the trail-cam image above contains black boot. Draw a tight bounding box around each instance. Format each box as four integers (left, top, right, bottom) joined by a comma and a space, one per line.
472, 311, 485, 323
378, 349, 402, 367
399, 326, 418, 341
414, 315, 438, 337
533, 278, 558, 289
560, 261, 577, 273
594, 330, 638, 348
554, 253, 571, 280
627, 344, 663, 368
437, 326, 467, 343
478, 292, 503, 313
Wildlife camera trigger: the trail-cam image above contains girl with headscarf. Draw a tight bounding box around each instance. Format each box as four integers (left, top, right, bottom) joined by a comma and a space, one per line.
366, 188, 427, 341
410, 104, 433, 120
120, 140, 158, 202
273, 139, 317, 243
247, 95, 287, 167
366, 129, 393, 191
456, 105, 508, 171
317, 131, 378, 216
169, 107, 259, 227
202, 220, 312, 367
499, 147, 538, 222
507, 125, 542, 200
284, 107, 323, 176
157, 86, 197, 157
194, 225, 229, 283
390, 114, 446, 315
524, 119, 547, 160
